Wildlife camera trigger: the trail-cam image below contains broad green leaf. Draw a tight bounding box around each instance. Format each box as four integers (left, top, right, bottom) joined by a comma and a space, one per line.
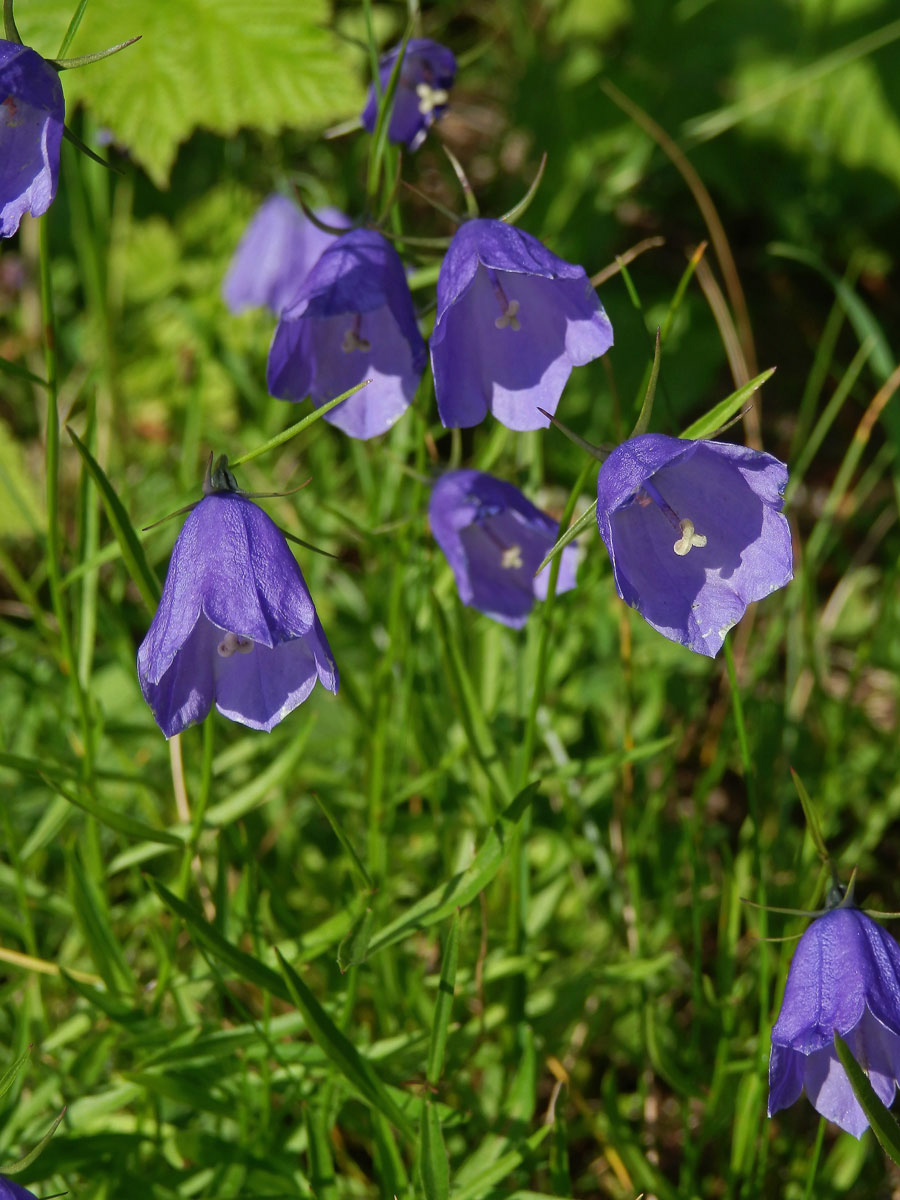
679, 368, 776, 440
67, 426, 161, 610
19, 0, 365, 188
834, 1032, 900, 1164
366, 784, 540, 959
276, 949, 416, 1141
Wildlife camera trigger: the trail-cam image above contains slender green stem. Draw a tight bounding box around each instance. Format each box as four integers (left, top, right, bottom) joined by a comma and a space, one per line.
229, 382, 369, 467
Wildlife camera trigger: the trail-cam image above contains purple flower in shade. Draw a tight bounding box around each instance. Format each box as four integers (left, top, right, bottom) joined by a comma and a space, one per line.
222, 195, 349, 317
595, 433, 792, 656
429, 469, 579, 629
430, 219, 614, 432
361, 38, 456, 151
769, 906, 900, 1138
267, 227, 426, 440
0, 1177, 38, 1200
0, 40, 64, 238
137, 490, 337, 738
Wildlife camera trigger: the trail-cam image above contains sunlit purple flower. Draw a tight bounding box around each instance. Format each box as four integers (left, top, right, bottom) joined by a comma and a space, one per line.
361, 38, 456, 151
223, 195, 349, 316
138, 491, 337, 738
431, 219, 613, 431
1, 40, 64, 238
0, 1176, 38, 1200
267, 227, 426, 440
429, 469, 578, 629
595, 434, 792, 656
769, 906, 900, 1138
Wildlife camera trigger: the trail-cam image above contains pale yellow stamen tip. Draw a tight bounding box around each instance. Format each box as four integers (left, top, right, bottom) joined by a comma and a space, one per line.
217, 632, 254, 658
494, 299, 521, 332
341, 327, 371, 353
673, 518, 707, 557
416, 82, 449, 115
501, 544, 524, 570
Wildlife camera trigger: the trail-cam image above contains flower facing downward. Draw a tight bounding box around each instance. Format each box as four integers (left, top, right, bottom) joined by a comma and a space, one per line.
361, 38, 456, 151
429, 469, 578, 629
222, 195, 349, 317
267, 228, 426, 440
137, 491, 337, 738
431, 219, 614, 431
595, 434, 792, 656
0, 40, 64, 238
769, 907, 900, 1138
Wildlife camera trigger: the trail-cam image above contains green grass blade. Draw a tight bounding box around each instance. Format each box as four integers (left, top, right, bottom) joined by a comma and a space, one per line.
366, 784, 539, 959
49, 777, 185, 848
420, 1100, 450, 1200
451, 1125, 551, 1200
68, 850, 134, 994
535, 499, 598, 577
0, 1108, 66, 1175
0, 1048, 31, 1101
426, 912, 460, 1086
276, 948, 416, 1141
67, 425, 161, 610
679, 368, 776, 440
834, 1032, 900, 1165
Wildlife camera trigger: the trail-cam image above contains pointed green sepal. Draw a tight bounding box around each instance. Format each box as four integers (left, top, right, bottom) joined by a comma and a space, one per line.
537, 406, 607, 461
500, 152, 547, 225
50, 34, 141, 71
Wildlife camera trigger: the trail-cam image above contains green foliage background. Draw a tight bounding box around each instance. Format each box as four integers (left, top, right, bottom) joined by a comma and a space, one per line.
1, 0, 900, 1197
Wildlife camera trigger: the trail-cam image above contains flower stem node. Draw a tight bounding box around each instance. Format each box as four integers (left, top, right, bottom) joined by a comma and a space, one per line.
137, 493, 338, 738
595, 433, 792, 656
431, 219, 613, 430
267, 228, 426, 440
429, 469, 579, 629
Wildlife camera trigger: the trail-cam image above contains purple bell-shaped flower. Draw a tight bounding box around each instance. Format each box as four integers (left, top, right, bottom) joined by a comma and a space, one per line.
429, 469, 579, 629
361, 38, 456, 151
0, 40, 64, 237
595, 433, 792, 656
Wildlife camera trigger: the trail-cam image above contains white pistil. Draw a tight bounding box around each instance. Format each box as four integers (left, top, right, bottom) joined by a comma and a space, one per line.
501, 544, 524, 570
494, 299, 521, 332
415, 82, 449, 115
217, 632, 254, 658
673, 517, 707, 557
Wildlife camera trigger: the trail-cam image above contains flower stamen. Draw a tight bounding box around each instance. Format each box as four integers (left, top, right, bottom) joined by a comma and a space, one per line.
639, 481, 707, 556
501, 544, 524, 569
494, 299, 521, 331
217, 631, 254, 658
341, 315, 371, 353
673, 518, 707, 556
415, 82, 449, 115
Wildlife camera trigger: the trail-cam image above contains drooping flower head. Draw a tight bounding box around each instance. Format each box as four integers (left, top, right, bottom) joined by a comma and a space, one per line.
0, 40, 64, 238
431, 219, 614, 431
769, 905, 900, 1138
429, 469, 578, 629
267, 227, 426, 440
223, 195, 349, 316
137, 465, 337, 738
361, 38, 456, 151
0, 1176, 39, 1200
595, 434, 792, 656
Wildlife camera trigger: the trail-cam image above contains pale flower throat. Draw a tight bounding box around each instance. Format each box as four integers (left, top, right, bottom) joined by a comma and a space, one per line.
638, 480, 707, 557
487, 270, 522, 331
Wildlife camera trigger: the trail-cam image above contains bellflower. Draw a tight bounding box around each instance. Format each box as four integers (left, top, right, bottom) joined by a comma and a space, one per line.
1, 40, 64, 238
223, 195, 349, 316
595, 434, 792, 656
769, 906, 900, 1138
431, 219, 614, 431
137, 489, 337, 738
267, 227, 426, 440
361, 38, 456, 151
0, 1178, 38, 1200
429, 469, 578, 629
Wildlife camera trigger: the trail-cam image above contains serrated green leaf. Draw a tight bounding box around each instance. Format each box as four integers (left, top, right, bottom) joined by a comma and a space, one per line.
19, 0, 365, 187
276, 949, 416, 1141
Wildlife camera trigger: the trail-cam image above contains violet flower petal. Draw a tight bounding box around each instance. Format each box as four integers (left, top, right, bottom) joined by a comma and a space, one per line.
596, 434, 792, 656
431, 219, 613, 430
137, 494, 337, 738
0, 41, 64, 238
361, 38, 456, 151
267, 228, 425, 440
429, 469, 578, 628
223, 195, 349, 316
